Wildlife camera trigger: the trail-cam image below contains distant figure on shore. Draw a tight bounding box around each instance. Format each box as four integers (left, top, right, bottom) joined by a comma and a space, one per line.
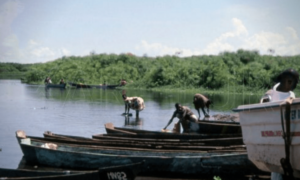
44, 77, 52, 84
44, 77, 48, 84
120, 79, 127, 86
193, 93, 211, 119
59, 79, 65, 84
122, 92, 145, 117
163, 103, 198, 133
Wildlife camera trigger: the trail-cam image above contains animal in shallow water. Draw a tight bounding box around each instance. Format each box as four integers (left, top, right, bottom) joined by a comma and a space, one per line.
122, 94, 145, 117
193, 93, 211, 119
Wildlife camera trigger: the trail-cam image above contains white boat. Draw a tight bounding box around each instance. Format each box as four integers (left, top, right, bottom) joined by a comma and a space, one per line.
233, 97, 300, 178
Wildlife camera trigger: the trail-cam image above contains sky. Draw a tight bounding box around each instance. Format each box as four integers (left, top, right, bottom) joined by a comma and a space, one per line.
0, 0, 300, 64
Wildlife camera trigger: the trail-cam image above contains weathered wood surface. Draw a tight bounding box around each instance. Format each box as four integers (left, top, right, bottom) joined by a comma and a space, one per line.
92, 134, 244, 146
43, 131, 245, 150
104, 123, 242, 139
189, 120, 241, 134
16, 156, 142, 180
114, 121, 241, 135
68, 82, 121, 89
0, 167, 100, 180
16, 131, 260, 176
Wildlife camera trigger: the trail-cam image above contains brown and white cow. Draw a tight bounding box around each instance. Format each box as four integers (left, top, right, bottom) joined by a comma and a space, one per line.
122, 94, 145, 117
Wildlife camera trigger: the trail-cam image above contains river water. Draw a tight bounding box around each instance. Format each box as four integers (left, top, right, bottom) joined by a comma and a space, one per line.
0, 79, 261, 169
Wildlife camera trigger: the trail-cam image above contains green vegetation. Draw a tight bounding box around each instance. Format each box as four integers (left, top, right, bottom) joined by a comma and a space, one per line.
0, 63, 32, 79
20, 50, 300, 94
213, 176, 222, 180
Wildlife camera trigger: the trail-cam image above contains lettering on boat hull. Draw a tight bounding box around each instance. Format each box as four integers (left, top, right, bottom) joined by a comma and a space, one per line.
261, 131, 300, 137
106, 171, 127, 180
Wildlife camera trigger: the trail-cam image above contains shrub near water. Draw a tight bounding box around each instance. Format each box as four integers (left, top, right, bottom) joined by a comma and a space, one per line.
0, 63, 32, 79
23, 50, 300, 94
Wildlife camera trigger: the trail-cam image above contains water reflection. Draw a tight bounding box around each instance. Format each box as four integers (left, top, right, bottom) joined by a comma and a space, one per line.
45, 87, 49, 99
124, 115, 143, 126
38, 87, 261, 111
1, 80, 264, 169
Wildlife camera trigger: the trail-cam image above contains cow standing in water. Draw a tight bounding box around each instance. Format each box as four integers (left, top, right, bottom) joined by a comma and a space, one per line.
193, 93, 211, 119
122, 94, 145, 117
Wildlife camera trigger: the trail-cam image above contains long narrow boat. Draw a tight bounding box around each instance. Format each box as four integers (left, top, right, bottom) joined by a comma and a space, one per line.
0, 168, 100, 180
44, 130, 244, 147
68, 82, 121, 89
189, 120, 241, 134
68, 82, 91, 88
28, 132, 242, 154
115, 120, 241, 134
233, 98, 300, 178
16, 130, 261, 176
42, 131, 244, 151
45, 83, 66, 89
91, 84, 122, 89
104, 123, 242, 139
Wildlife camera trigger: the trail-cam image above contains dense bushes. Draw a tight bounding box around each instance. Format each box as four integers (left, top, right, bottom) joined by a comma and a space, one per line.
22, 50, 300, 92
0, 63, 33, 79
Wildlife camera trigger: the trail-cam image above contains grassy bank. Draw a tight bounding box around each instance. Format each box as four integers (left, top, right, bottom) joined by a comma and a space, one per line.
17, 50, 300, 96
122, 83, 268, 96
0, 72, 25, 79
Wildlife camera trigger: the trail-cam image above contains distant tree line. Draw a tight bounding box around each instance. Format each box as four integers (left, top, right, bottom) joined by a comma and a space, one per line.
0, 63, 33, 79
0, 62, 32, 73
20, 49, 300, 92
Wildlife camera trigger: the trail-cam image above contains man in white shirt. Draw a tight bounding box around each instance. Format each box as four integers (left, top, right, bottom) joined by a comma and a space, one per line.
261, 68, 299, 180
261, 68, 299, 103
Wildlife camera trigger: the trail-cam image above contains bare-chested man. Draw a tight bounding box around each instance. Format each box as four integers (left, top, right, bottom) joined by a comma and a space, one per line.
163, 103, 198, 133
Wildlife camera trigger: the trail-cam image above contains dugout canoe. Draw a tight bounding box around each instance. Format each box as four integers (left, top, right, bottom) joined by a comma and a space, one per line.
42, 131, 244, 151
189, 120, 241, 134
45, 83, 66, 89
0, 168, 102, 180
104, 123, 242, 139
68, 82, 121, 89
113, 121, 241, 135
16, 130, 260, 176
21, 131, 243, 154
0, 168, 100, 180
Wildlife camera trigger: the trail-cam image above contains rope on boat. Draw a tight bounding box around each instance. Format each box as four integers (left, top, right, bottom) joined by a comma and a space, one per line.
280, 97, 295, 179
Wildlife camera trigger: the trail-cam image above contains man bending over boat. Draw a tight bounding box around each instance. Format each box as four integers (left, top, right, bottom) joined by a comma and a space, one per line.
260, 68, 299, 103
163, 103, 198, 133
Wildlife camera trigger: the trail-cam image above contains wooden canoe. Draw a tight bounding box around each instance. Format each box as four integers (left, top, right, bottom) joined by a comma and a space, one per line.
16, 130, 261, 176
68, 82, 121, 89
45, 83, 66, 89
68, 82, 91, 88
114, 121, 241, 134
0, 168, 100, 180
90, 84, 121, 89
43, 131, 244, 151
189, 120, 241, 134
104, 123, 242, 139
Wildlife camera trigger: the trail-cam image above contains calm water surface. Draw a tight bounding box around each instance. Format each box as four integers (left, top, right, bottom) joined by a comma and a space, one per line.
0, 80, 261, 169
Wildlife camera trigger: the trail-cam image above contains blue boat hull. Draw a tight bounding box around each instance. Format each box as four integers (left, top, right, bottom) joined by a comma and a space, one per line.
18, 138, 260, 176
